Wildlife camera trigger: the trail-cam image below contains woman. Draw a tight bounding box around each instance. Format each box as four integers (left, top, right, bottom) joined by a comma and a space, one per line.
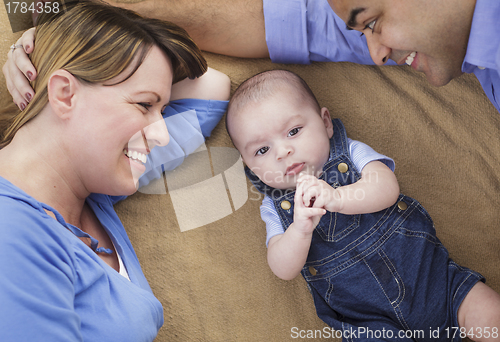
0, 1, 229, 340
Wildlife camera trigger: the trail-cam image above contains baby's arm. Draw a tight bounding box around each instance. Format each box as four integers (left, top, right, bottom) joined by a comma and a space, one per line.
267, 182, 326, 280
300, 160, 399, 215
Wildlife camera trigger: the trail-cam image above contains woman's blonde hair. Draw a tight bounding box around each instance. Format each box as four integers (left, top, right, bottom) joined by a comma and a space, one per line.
0, 0, 207, 148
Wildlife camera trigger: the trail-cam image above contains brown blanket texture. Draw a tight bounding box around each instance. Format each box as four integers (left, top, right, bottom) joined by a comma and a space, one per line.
1, 8, 499, 342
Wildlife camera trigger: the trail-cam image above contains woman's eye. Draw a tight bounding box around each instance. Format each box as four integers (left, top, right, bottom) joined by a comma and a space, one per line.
288, 127, 301, 137
255, 146, 269, 156
138, 103, 152, 110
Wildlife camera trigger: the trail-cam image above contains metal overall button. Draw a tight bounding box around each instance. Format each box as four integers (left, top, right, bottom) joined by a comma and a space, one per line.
309, 266, 317, 276
397, 201, 408, 210
281, 200, 292, 210
337, 163, 348, 173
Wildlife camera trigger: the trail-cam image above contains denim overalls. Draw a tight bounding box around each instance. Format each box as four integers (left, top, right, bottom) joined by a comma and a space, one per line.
246, 119, 483, 341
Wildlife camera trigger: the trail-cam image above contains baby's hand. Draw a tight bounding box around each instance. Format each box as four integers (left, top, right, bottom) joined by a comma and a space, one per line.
297, 174, 340, 213
292, 178, 326, 235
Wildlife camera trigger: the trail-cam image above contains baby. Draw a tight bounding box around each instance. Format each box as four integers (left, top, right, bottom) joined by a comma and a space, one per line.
226, 70, 500, 341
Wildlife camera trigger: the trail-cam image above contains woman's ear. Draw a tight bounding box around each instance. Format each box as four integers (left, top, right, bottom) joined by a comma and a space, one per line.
320, 107, 334, 138
47, 70, 79, 119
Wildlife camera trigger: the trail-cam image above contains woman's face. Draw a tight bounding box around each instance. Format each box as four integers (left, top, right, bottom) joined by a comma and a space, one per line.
70, 46, 172, 196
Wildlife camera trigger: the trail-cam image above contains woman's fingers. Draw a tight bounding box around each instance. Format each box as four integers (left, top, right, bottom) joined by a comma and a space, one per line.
3, 63, 27, 110
15, 28, 37, 82
21, 27, 36, 54
3, 30, 37, 110
5, 50, 34, 109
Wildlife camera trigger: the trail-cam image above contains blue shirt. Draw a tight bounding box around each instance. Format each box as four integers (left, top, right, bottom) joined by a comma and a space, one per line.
138, 98, 229, 188
263, 0, 375, 64
0, 98, 228, 341
263, 0, 500, 112
462, 0, 500, 112
0, 178, 163, 341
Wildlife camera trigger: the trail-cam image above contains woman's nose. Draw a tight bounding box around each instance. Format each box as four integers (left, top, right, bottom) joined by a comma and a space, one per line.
365, 31, 391, 65
144, 116, 170, 149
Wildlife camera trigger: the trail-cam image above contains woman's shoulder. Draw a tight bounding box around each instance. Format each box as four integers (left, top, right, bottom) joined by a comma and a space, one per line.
0, 194, 71, 246
0, 177, 47, 226
0, 180, 77, 261
0, 194, 78, 285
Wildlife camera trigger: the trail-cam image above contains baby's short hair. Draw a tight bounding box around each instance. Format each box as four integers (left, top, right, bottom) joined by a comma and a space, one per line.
226, 70, 321, 140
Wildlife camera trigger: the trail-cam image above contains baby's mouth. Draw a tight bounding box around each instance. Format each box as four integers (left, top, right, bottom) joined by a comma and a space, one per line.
286, 163, 304, 176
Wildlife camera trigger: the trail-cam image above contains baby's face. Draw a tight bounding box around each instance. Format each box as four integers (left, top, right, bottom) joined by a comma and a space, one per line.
231, 89, 333, 190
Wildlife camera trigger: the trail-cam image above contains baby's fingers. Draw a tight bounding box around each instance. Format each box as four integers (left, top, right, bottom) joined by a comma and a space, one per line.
305, 207, 326, 217
294, 179, 306, 208
302, 185, 321, 208
294, 203, 326, 219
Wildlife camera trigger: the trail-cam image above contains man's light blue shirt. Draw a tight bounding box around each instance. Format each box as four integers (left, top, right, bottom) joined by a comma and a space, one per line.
462, 0, 500, 112
263, 0, 375, 65
264, 0, 500, 113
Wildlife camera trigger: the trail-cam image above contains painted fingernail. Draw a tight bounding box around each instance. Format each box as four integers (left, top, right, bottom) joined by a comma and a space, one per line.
27, 71, 33, 81
20, 103, 26, 111
26, 93, 32, 102
25, 45, 30, 51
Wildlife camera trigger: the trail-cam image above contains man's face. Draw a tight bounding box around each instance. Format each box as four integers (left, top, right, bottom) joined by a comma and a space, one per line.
328, 0, 475, 86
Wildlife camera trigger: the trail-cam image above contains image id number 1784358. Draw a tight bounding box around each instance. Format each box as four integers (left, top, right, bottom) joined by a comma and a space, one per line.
5, 2, 60, 14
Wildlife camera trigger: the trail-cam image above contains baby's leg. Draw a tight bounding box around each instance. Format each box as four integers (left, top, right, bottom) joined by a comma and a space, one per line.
458, 282, 500, 341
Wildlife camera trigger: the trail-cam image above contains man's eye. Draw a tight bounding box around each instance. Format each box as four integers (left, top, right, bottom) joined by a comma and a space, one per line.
255, 146, 269, 156
365, 19, 376, 33
288, 127, 301, 136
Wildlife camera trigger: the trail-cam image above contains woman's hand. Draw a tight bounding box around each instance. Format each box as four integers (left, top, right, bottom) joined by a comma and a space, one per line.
2, 28, 37, 111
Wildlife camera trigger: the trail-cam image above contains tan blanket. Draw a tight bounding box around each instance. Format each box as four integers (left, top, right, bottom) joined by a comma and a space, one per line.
2, 9, 499, 342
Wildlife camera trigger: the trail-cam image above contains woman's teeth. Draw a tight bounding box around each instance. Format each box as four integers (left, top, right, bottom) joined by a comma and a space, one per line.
405, 51, 416, 66
123, 149, 147, 164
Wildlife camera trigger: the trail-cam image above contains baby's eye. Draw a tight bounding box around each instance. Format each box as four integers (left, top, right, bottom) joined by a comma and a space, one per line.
288, 127, 301, 137
255, 146, 269, 156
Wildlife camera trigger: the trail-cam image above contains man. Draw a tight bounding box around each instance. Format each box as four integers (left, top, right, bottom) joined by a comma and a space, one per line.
258, 0, 499, 112
155, 0, 498, 113
4, 0, 500, 113
327, 0, 499, 108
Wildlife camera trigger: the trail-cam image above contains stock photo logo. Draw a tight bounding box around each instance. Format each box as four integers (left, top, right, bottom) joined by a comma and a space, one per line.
137, 111, 248, 232
3, 0, 60, 32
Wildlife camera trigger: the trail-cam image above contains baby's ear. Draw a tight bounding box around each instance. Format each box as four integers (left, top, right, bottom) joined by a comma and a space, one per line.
47, 69, 79, 119
320, 107, 334, 138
